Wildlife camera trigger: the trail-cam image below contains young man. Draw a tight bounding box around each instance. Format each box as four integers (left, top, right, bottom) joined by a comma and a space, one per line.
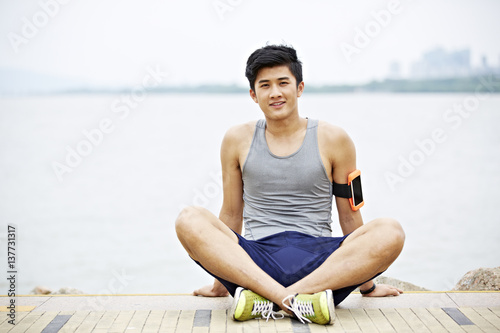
175, 45, 405, 325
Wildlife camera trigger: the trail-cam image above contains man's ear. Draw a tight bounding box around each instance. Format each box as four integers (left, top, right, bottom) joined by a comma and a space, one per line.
249, 89, 258, 103
297, 81, 305, 97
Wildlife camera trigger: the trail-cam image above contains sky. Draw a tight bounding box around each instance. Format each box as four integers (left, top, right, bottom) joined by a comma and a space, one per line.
1, 0, 500, 87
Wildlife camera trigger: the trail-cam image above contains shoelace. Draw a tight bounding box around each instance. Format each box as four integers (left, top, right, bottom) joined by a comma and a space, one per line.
252, 300, 284, 321
282, 294, 314, 324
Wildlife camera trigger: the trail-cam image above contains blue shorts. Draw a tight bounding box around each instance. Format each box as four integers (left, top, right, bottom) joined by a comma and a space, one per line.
195, 230, 372, 306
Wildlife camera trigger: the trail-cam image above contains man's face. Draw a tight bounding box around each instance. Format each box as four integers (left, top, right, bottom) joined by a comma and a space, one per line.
250, 65, 304, 121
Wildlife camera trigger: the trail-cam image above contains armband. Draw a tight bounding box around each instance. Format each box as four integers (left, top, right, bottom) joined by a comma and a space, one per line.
332, 169, 364, 211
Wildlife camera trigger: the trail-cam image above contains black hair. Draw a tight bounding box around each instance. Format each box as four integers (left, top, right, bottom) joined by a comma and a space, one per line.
245, 44, 303, 91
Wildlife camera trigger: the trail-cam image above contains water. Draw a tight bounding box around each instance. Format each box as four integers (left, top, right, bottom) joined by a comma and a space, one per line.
0, 93, 499, 294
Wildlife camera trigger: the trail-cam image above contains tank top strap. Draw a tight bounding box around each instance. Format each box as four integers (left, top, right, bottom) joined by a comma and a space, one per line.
301, 118, 319, 153
256, 119, 266, 128
306, 118, 318, 129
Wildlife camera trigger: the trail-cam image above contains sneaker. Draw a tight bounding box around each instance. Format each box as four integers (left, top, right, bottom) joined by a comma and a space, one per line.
282, 289, 335, 325
230, 287, 284, 322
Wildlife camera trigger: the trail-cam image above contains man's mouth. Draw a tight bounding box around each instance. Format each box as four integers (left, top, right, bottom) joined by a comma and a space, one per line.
270, 101, 285, 107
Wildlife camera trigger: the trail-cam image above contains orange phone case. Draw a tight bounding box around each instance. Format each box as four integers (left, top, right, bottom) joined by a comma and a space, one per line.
348, 169, 364, 211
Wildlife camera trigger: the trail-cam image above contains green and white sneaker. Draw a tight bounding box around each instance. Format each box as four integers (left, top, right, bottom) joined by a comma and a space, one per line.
230, 287, 283, 322
282, 289, 335, 325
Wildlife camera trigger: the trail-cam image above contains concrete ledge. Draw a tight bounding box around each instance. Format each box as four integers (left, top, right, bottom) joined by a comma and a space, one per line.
1, 293, 499, 333
1, 292, 499, 312
340, 292, 500, 309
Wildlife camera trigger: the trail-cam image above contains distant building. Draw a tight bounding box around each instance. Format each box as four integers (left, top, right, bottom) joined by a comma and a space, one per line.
387, 61, 401, 79
481, 55, 488, 69
410, 47, 471, 79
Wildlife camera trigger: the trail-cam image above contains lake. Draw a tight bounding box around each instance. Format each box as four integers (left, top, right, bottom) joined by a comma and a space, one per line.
0, 92, 499, 294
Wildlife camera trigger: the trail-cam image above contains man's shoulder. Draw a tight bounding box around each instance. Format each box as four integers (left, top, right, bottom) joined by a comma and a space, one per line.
223, 120, 258, 144
317, 120, 351, 144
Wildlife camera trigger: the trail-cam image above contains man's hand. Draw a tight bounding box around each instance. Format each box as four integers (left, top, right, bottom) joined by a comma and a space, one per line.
193, 279, 229, 297
363, 283, 403, 297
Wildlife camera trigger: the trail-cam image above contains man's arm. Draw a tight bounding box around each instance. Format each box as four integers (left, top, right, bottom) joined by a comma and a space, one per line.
194, 124, 251, 297
218, 126, 245, 232
320, 122, 363, 233
217, 121, 256, 230
323, 123, 402, 296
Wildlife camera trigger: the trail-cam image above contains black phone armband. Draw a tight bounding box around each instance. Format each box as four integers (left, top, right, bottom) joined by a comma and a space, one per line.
332, 169, 364, 211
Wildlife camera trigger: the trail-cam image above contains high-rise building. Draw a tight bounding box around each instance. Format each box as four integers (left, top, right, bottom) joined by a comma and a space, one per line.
410, 48, 471, 79
388, 61, 401, 79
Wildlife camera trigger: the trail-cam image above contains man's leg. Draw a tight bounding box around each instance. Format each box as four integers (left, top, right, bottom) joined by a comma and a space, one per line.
175, 206, 290, 305
285, 218, 405, 296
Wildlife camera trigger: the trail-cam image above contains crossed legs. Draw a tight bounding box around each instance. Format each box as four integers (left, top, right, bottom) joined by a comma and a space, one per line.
175, 206, 405, 309
175, 206, 287, 304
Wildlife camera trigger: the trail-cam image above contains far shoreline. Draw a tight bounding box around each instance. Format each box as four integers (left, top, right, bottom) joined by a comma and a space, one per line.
1, 75, 499, 97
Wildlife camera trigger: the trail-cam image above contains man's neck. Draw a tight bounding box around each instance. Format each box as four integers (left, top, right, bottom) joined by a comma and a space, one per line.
265, 114, 307, 138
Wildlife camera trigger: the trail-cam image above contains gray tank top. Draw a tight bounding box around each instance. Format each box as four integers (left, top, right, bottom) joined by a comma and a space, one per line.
242, 119, 333, 240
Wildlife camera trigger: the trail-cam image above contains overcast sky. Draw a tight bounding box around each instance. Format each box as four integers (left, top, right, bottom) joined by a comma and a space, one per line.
1, 0, 499, 87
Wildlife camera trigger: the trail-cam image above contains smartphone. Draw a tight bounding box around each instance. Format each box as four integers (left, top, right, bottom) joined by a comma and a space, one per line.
348, 170, 364, 211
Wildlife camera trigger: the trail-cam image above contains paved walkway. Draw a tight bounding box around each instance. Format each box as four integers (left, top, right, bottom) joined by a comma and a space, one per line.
1, 292, 499, 332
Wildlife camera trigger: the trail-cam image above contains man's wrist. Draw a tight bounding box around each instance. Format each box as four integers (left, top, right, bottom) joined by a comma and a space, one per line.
359, 282, 376, 295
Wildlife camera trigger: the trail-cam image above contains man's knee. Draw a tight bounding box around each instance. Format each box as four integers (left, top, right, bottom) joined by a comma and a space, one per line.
175, 206, 206, 240
371, 218, 405, 255
377, 218, 405, 240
